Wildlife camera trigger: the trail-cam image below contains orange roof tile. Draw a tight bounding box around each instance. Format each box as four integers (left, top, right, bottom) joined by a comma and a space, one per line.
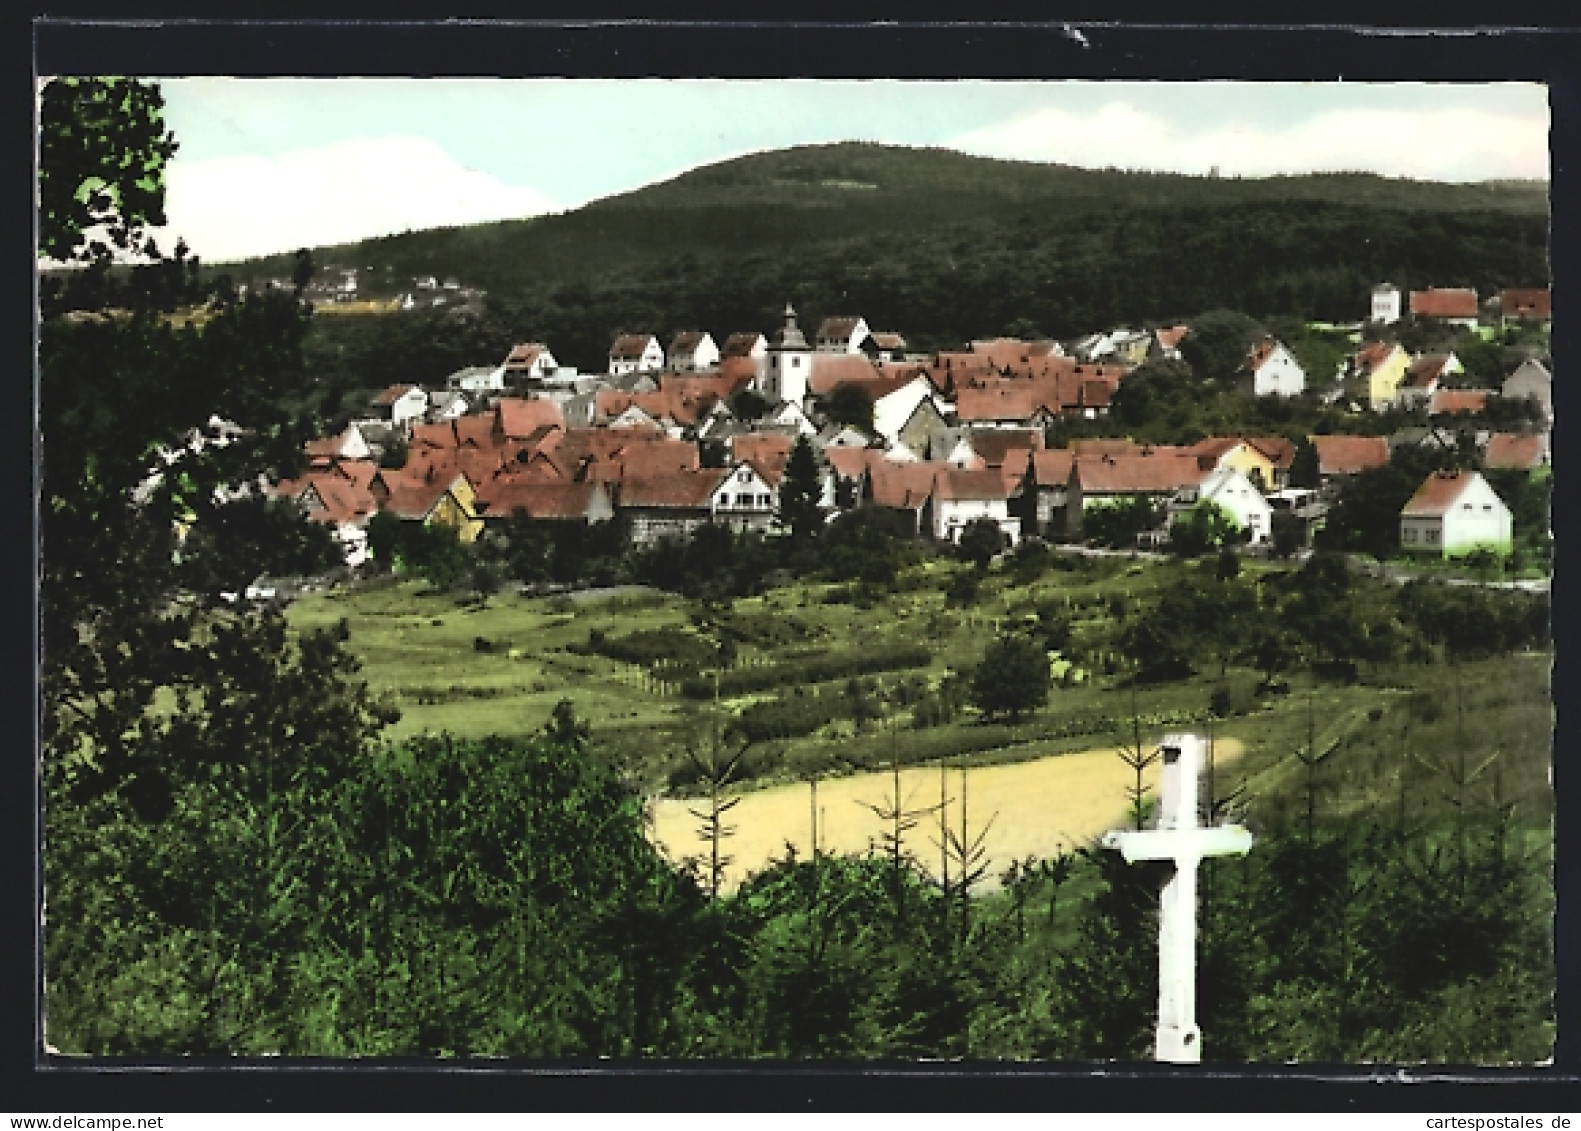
1500, 288, 1551, 320
475, 479, 606, 520
1483, 433, 1546, 469
1311, 435, 1389, 475
807, 354, 885, 397
610, 333, 658, 360
496, 397, 565, 439
1031, 448, 1076, 487
1409, 288, 1478, 320
1073, 452, 1205, 494
1429, 390, 1489, 416
1402, 470, 1477, 517
867, 461, 937, 510
933, 466, 1011, 503
617, 469, 728, 509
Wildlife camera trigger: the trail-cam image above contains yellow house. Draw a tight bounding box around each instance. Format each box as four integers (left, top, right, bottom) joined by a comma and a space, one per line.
373, 468, 484, 542
1344, 341, 1411, 410
1185, 436, 1292, 492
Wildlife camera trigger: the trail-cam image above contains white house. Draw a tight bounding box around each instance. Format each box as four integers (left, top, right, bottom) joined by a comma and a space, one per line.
761, 303, 814, 406
1399, 470, 1513, 558
769, 399, 819, 437
1171, 465, 1273, 545
1371, 282, 1403, 325
668, 331, 720, 373
609, 334, 665, 376
502, 342, 558, 384
814, 315, 870, 354
872, 374, 947, 444
1238, 338, 1306, 398
427, 390, 471, 423
929, 467, 1020, 546
371, 384, 430, 432
710, 461, 779, 534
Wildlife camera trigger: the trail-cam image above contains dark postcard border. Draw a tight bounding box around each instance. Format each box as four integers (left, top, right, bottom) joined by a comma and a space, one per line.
13, 16, 1581, 1113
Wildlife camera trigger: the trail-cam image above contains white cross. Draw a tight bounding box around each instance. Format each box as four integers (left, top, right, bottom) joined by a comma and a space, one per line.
1101, 732, 1252, 1063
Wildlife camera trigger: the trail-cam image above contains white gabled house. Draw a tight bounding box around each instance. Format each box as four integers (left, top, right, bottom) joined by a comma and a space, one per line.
1170, 465, 1273, 545
371, 384, 430, 433
609, 334, 665, 376
873, 374, 948, 444
1399, 470, 1513, 558
928, 467, 1020, 546
814, 315, 870, 354
668, 331, 720, 373
710, 460, 779, 534
1238, 338, 1306, 398
502, 342, 558, 384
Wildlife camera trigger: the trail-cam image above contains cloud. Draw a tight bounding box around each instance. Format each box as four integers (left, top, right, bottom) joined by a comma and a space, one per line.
155, 134, 561, 262
948, 101, 1550, 182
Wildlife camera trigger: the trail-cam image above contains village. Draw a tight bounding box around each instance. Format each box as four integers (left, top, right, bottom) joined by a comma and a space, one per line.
268, 280, 1553, 581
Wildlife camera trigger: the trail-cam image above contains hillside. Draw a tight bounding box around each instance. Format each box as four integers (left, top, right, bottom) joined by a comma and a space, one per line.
222, 142, 1551, 373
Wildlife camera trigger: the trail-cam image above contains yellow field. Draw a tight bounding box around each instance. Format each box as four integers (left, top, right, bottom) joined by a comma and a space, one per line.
647, 737, 1245, 893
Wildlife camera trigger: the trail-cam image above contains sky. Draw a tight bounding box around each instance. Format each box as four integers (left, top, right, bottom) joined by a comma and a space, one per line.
142, 79, 1551, 264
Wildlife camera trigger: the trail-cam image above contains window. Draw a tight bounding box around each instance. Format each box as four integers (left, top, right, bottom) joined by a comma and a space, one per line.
719, 494, 731, 507
759, 494, 771, 506
1426, 529, 1439, 544
738, 469, 752, 483
791, 356, 801, 367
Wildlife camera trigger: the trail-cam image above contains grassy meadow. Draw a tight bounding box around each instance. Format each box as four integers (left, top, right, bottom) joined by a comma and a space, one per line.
287, 554, 1553, 859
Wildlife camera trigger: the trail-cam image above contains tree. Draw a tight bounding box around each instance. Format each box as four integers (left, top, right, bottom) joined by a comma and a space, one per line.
544, 698, 591, 753
1169, 501, 1242, 557
776, 436, 825, 542
38, 77, 179, 264
971, 632, 1051, 723
1178, 310, 1264, 381
819, 384, 875, 431
1082, 497, 1163, 549
291, 248, 315, 296
728, 388, 773, 421
1270, 510, 1306, 559
1289, 438, 1322, 490
956, 517, 1006, 571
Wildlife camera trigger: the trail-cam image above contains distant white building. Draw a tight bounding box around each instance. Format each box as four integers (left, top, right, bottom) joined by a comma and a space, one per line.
668, 331, 720, 373
814, 314, 870, 354
1371, 282, 1403, 326
1237, 338, 1306, 398
609, 334, 665, 376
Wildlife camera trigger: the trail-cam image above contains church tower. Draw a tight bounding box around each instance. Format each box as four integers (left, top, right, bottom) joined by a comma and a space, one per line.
761, 302, 813, 406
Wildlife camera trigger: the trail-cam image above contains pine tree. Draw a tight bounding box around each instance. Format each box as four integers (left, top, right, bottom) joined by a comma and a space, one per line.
776, 436, 825, 542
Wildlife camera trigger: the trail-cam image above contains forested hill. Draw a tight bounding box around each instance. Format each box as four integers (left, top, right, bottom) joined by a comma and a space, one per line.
227, 142, 1550, 372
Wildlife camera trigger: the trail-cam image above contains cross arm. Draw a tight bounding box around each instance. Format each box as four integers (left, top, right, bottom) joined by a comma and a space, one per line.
1102, 824, 1252, 864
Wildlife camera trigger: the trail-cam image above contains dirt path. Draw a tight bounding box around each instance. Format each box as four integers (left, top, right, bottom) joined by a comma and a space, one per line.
648, 736, 1246, 894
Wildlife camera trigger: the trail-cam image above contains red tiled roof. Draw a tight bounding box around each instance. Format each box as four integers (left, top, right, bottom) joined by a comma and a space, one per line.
1483, 432, 1546, 469
716, 356, 760, 386
376, 469, 467, 520
1429, 389, 1489, 416
1311, 435, 1389, 475
965, 428, 1045, 466
1245, 436, 1296, 470
452, 414, 496, 449
729, 433, 794, 481
1403, 354, 1453, 389
824, 445, 879, 480
1402, 470, 1477, 517
1500, 288, 1551, 320
868, 332, 906, 350
1156, 325, 1190, 351
610, 333, 658, 360
1070, 438, 1145, 457
372, 383, 416, 407
721, 332, 766, 358
660, 371, 753, 402
1031, 448, 1076, 487
504, 342, 548, 369
1355, 341, 1401, 373
1243, 338, 1277, 373
933, 466, 1011, 503
816, 316, 864, 341
496, 397, 565, 439
475, 479, 606, 520
807, 354, 884, 396
867, 461, 937, 510
617, 469, 728, 509
1409, 288, 1478, 320
668, 331, 709, 355
1073, 452, 1205, 494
